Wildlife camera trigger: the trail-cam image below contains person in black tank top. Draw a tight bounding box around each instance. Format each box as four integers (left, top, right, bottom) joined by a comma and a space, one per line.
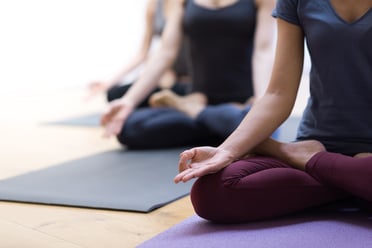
100, 0, 276, 149
184, 0, 256, 104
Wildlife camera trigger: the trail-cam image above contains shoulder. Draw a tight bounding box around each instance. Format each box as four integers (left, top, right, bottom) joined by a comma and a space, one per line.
169, 0, 186, 7
273, 0, 299, 12
272, 0, 301, 26
165, 0, 186, 14
146, 0, 158, 16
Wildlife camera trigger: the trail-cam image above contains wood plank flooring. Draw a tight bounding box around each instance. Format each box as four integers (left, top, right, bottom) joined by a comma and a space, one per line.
0, 88, 194, 247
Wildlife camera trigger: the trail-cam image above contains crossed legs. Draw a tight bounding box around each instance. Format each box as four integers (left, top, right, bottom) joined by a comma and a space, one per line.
191, 139, 372, 223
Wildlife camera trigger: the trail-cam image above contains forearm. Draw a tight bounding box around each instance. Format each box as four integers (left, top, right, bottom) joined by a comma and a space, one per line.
107, 0, 156, 88
106, 53, 147, 86
223, 18, 305, 158
121, 0, 184, 107
121, 48, 176, 107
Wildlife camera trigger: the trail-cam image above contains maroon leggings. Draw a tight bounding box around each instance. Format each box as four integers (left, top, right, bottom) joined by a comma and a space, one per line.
190, 152, 372, 223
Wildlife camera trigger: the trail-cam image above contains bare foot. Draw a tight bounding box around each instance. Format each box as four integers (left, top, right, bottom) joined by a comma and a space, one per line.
255, 139, 326, 170
354, 152, 372, 158
149, 90, 207, 118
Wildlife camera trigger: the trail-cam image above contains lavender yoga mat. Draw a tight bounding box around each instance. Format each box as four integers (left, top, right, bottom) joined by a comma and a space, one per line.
138, 205, 372, 248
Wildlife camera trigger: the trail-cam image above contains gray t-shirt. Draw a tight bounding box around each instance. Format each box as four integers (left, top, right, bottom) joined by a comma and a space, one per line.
273, 0, 372, 155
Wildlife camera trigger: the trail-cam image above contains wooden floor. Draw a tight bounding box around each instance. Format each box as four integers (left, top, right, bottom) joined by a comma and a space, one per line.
0, 87, 194, 247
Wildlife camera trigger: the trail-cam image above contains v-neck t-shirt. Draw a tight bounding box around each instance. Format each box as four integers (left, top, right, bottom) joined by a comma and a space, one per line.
273, 0, 372, 155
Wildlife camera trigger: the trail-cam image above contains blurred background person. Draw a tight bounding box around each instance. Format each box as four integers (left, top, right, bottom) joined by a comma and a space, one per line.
86, 0, 191, 107
101, 0, 277, 149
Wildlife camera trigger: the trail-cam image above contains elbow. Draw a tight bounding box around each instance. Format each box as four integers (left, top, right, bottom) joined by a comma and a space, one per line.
264, 89, 296, 116
158, 46, 178, 68
148, 47, 177, 70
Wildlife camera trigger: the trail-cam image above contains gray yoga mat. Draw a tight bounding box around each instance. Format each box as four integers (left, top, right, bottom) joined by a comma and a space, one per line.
45, 112, 302, 142
0, 148, 193, 212
46, 112, 101, 127
138, 204, 372, 248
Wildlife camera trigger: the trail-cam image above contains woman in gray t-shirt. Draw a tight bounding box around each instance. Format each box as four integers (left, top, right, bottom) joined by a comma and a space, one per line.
175, 0, 372, 223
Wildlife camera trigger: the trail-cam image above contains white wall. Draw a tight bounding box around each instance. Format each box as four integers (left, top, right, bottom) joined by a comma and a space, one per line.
0, 0, 147, 92
0, 0, 309, 115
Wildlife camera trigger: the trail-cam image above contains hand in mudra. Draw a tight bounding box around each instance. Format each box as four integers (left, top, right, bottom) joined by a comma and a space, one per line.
174, 146, 235, 183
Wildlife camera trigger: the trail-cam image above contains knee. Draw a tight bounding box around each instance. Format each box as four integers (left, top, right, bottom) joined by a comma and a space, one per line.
190, 170, 247, 223
189, 160, 279, 223
116, 115, 168, 149
116, 123, 148, 149
190, 176, 222, 222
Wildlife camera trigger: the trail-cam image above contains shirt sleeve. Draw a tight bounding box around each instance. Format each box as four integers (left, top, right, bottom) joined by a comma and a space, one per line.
272, 0, 300, 26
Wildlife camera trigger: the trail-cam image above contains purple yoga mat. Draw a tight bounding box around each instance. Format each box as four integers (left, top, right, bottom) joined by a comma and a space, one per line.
138, 208, 372, 248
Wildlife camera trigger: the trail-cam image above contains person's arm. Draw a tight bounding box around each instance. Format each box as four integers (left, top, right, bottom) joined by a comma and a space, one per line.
251, 0, 276, 99
86, 0, 158, 99
175, 18, 305, 183
101, 0, 185, 137
221, 18, 304, 158
106, 0, 158, 86
119, 0, 185, 107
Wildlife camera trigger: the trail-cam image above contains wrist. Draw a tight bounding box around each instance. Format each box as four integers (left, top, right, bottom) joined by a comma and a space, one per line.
216, 145, 240, 162
119, 96, 136, 110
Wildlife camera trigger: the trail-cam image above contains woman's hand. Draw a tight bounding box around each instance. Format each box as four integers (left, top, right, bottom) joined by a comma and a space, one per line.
100, 98, 135, 138
85, 81, 110, 101
174, 146, 236, 183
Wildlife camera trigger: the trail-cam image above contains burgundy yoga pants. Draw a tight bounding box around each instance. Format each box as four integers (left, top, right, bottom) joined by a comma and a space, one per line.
190, 152, 372, 223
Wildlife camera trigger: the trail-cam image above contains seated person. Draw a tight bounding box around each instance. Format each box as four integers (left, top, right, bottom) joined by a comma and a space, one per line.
101, 0, 277, 149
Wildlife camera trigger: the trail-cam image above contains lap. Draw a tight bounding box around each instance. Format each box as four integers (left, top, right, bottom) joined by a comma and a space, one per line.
209, 156, 329, 189
191, 156, 347, 222
119, 107, 219, 149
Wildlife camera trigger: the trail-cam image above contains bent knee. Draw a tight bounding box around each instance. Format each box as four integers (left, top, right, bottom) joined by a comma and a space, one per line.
190, 176, 225, 222
116, 129, 150, 149
190, 173, 256, 223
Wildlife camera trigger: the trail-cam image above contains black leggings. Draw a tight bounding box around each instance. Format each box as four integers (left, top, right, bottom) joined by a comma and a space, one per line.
118, 104, 279, 149
106, 81, 189, 107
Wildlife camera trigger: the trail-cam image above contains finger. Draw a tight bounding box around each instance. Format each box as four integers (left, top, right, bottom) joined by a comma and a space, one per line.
178, 160, 189, 173
174, 168, 195, 183
175, 163, 217, 183
112, 119, 124, 136
179, 165, 210, 183
191, 163, 217, 178
100, 114, 109, 126
178, 151, 193, 172
100, 108, 112, 126
180, 149, 196, 161
102, 126, 112, 139
102, 121, 116, 138
100, 108, 116, 126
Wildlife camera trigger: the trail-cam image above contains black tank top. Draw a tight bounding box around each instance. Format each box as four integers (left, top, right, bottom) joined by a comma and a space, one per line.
183, 0, 257, 104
